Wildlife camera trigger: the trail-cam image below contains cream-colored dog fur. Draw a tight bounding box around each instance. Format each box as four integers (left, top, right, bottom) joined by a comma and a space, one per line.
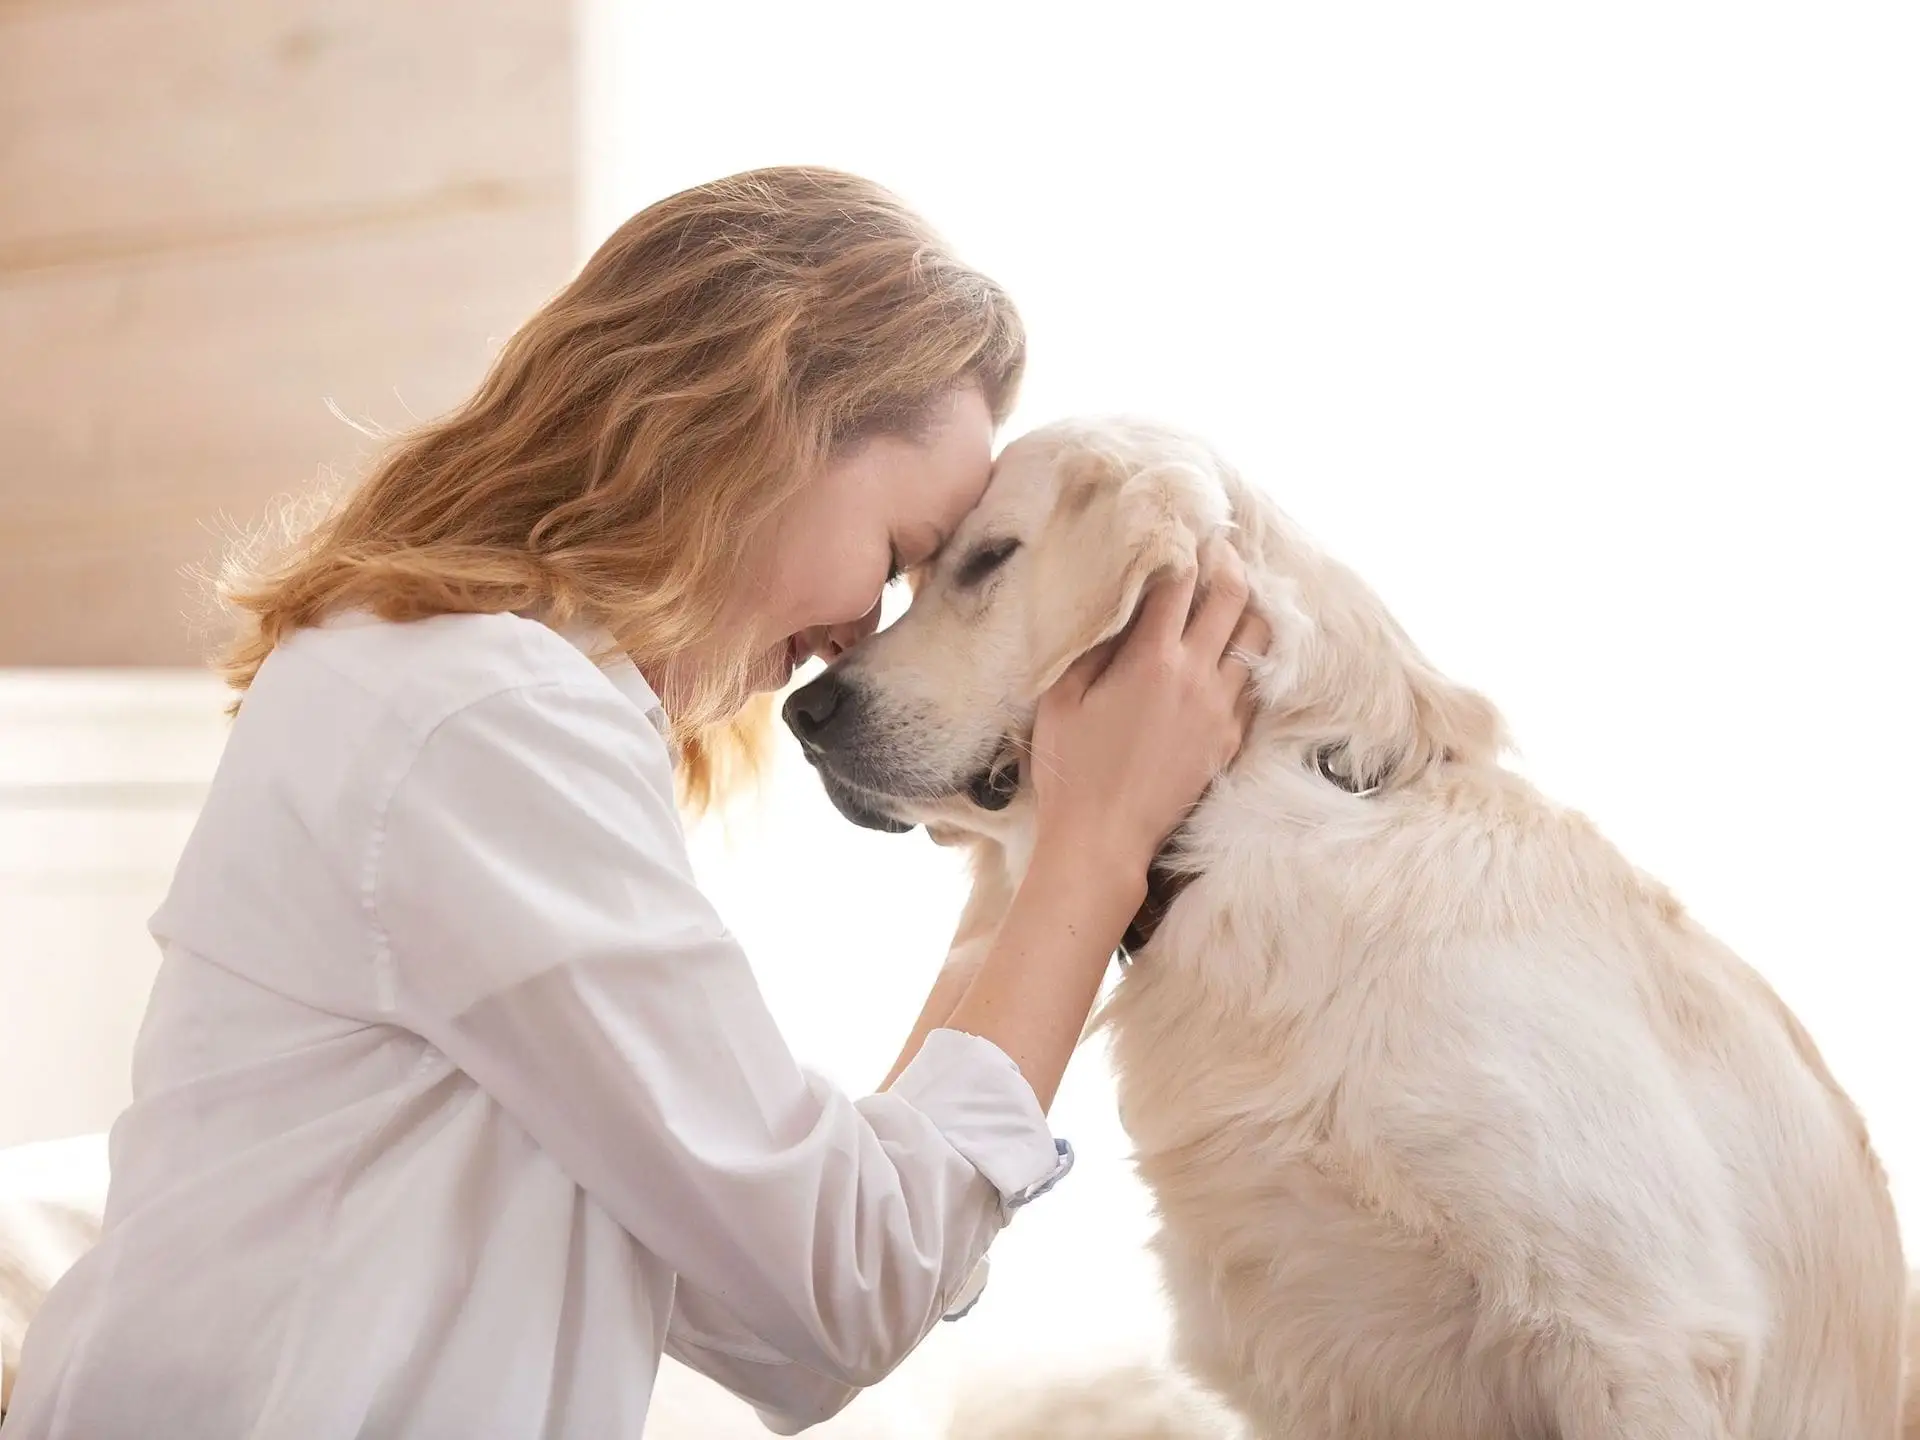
796, 418, 1911, 1438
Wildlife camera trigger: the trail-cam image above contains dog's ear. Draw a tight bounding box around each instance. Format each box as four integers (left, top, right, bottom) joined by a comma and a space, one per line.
1308, 662, 1505, 795
1397, 662, 1506, 780
1279, 565, 1507, 792
1024, 448, 1217, 691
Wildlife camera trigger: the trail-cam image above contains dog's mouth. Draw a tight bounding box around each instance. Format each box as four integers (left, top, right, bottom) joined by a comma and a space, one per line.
815, 772, 918, 834
811, 742, 1024, 834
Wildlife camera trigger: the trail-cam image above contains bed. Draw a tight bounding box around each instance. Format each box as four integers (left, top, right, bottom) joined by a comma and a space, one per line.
0, 1133, 108, 1418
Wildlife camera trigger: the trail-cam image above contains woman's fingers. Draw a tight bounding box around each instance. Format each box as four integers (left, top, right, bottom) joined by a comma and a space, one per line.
1094, 539, 1263, 699
1130, 562, 1202, 652
1053, 633, 1124, 703
1221, 607, 1271, 678
1185, 539, 1253, 660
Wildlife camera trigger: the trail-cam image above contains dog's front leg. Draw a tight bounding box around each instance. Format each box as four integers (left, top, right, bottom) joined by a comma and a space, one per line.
879, 838, 1017, 1090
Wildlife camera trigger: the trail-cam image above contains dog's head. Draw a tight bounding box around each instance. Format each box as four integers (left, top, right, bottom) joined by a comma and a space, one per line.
781, 419, 1227, 838
782, 417, 1504, 841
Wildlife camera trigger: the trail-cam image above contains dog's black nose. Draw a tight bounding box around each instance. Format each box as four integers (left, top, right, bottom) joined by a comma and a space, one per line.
783, 671, 846, 750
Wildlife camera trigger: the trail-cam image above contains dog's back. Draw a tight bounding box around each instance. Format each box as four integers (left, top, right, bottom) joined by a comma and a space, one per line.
1668, 919, 1907, 1432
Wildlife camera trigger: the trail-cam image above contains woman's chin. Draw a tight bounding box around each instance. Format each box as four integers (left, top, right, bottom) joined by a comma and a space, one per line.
744, 643, 799, 697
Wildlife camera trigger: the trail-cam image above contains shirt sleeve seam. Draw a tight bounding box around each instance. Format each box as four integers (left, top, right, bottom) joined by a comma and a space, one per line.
360, 676, 673, 1013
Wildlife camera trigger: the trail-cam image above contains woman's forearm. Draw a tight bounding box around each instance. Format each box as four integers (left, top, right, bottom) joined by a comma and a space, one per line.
934, 840, 1144, 1112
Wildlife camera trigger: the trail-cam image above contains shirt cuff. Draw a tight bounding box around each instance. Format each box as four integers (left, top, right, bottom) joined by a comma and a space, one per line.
888, 1028, 1072, 1212
941, 1255, 990, 1322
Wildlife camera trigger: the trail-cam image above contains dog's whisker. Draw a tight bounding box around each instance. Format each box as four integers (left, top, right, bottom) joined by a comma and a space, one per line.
1006, 735, 1064, 785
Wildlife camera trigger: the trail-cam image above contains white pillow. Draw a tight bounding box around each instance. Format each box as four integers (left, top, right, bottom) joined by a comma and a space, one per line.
0, 1133, 109, 1413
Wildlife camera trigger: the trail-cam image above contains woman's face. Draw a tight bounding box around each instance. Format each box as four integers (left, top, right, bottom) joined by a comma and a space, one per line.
662, 386, 997, 710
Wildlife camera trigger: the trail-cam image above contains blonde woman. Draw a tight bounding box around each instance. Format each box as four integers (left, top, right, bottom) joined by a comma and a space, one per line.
2, 168, 1263, 1439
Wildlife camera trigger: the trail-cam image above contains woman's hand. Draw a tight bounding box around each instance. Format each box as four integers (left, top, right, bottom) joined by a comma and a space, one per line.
920, 539, 1268, 1111
1028, 538, 1269, 883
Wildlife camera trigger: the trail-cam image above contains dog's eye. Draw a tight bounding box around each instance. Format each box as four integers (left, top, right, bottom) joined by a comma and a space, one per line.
954, 539, 1019, 590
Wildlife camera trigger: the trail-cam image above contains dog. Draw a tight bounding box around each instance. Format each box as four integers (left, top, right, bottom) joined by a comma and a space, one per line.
784, 418, 1910, 1438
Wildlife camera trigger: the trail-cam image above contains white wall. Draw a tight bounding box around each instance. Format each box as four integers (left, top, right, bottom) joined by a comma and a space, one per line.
0, 673, 228, 1147
582, 0, 1920, 1415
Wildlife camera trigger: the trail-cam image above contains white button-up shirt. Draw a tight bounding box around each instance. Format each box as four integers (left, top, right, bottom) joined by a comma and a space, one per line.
2, 612, 1069, 1439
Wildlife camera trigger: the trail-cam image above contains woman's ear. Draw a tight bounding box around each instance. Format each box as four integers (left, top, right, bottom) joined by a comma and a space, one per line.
1024, 450, 1203, 692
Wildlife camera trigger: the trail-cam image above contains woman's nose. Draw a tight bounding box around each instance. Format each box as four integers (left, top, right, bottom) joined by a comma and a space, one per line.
805, 600, 883, 663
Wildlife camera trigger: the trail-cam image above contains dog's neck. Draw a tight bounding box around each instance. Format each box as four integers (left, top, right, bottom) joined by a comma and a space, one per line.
1117, 855, 1191, 963
1114, 742, 1377, 964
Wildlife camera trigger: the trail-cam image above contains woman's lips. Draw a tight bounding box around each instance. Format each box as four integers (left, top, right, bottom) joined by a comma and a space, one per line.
770, 635, 814, 689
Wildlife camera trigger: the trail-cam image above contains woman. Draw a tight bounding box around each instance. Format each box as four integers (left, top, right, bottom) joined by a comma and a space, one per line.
2, 168, 1263, 1437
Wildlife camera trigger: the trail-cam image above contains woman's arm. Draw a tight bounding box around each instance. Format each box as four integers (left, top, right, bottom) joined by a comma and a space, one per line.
376, 682, 1059, 1402
664, 1282, 861, 1435
937, 841, 1140, 1112
895, 538, 1265, 1112
373, 547, 1262, 1413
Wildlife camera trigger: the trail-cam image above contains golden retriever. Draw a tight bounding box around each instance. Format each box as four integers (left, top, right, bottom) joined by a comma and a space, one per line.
784, 418, 1911, 1438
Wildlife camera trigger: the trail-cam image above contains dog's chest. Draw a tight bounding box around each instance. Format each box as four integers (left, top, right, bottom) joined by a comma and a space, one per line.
1101, 903, 1355, 1180
1094, 809, 1443, 1228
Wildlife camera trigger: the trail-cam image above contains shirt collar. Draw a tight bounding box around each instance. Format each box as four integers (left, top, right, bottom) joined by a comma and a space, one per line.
558, 623, 673, 746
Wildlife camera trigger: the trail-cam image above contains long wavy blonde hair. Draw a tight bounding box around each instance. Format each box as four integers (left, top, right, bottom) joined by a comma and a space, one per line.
217, 167, 1025, 813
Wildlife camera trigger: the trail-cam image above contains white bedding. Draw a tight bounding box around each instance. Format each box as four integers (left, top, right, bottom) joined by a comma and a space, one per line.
0, 1133, 109, 1413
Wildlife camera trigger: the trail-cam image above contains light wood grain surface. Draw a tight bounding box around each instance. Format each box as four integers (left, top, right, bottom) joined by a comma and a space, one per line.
0, 0, 577, 665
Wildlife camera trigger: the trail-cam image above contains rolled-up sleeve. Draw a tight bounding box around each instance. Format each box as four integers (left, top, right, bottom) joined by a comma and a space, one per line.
886, 1030, 1074, 1213
369, 680, 1068, 1404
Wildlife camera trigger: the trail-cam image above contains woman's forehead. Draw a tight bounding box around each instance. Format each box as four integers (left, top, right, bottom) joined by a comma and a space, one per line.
891, 392, 995, 528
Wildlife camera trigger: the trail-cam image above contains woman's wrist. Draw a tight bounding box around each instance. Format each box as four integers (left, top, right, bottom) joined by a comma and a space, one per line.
1029, 819, 1154, 907
1023, 825, 1150, 930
